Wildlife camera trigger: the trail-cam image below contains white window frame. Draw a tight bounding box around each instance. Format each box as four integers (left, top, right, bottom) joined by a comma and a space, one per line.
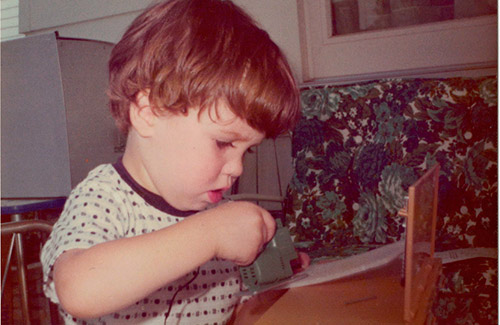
297, 0, 497, 83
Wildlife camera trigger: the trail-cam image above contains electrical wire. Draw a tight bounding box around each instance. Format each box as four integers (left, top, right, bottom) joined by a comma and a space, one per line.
163, 267, 200, 324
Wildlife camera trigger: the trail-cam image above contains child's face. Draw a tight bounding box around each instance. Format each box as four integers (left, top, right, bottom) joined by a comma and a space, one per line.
131, 101, 265, 211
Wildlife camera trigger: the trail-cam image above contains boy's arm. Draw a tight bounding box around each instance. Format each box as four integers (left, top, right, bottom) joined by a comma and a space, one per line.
53, 201, 275, 319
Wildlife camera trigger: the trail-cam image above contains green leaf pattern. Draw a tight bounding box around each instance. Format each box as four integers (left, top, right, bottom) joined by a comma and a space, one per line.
286, 77, 497, 249
284, 77, 497, 323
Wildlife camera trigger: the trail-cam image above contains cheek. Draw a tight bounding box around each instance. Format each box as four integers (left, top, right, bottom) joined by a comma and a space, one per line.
178, 147, 224, 182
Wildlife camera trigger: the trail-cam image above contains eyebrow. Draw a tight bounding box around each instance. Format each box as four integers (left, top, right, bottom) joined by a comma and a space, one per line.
217, 128, 263, 145
218, 129, 250, 141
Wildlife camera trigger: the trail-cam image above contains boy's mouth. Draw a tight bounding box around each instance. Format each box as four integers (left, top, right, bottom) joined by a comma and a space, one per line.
207, 188, 227, 204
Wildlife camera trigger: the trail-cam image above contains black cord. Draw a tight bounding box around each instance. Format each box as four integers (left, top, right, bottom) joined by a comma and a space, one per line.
164, 267, 200, 324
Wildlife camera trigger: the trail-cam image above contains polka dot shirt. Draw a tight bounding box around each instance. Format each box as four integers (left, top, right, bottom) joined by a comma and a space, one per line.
41, 160, 241, 324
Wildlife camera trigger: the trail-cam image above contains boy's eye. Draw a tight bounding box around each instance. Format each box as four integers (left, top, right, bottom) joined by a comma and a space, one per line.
215, 140, 256, 154
216, 140, 234, 149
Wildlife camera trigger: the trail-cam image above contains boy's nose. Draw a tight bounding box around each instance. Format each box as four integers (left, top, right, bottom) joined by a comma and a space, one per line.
222, 155, 244, 178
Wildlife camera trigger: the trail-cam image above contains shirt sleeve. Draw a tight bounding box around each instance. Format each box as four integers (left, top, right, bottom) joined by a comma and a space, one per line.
41, 167, 127, 304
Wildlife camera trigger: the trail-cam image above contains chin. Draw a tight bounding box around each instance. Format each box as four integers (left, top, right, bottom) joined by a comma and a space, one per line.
184, 201, 210, 211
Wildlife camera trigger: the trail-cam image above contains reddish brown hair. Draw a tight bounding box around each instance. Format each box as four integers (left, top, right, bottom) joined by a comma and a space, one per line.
108, 0, 300, 138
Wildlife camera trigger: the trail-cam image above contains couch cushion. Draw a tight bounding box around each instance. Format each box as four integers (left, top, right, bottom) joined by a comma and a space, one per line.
433, 257, 498, 323
284, 77, 497, 252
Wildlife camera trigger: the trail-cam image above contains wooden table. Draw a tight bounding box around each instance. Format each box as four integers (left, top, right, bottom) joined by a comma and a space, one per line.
231, 258, 438, 325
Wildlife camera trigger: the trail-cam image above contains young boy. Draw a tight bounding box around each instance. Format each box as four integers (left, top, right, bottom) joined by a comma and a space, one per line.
41, 0, 301, 324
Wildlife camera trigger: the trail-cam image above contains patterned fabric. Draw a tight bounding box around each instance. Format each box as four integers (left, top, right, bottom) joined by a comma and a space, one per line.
284, 77, 498, 323
434, 258, 498, 324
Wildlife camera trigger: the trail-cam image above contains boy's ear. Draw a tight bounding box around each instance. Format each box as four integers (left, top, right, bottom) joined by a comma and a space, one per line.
129, 90, 156, 137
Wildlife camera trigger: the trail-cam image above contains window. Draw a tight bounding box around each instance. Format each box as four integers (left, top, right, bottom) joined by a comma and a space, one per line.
330, 0, 497, 36
298, 0, 497, 83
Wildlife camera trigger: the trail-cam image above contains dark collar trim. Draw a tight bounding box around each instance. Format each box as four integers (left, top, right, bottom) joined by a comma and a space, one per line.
113, 158, 197, 217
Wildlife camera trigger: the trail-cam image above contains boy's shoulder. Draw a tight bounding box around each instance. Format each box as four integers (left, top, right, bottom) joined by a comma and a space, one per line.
79, 163, 119, 186
71, 163, 126, 199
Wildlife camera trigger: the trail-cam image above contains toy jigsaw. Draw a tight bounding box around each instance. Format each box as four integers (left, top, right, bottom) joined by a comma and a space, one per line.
239, 219, 305, 295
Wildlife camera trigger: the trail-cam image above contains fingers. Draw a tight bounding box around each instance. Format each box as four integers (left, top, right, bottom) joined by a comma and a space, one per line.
206, 201, 276, 265
298, 251, 311, 269
291, 251, 311, 273
260, 209, 276, 243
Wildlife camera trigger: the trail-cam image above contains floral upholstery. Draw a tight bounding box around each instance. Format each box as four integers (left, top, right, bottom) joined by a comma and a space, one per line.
433, 257, 498, 324
284, 77, 497, 323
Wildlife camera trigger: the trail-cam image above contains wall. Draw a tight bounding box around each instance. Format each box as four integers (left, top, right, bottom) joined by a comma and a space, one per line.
18, 0, 303, 82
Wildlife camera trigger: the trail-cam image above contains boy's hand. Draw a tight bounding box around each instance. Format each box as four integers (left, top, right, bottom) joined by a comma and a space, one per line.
294, 251, 311, 273
205, 201, 276, 266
